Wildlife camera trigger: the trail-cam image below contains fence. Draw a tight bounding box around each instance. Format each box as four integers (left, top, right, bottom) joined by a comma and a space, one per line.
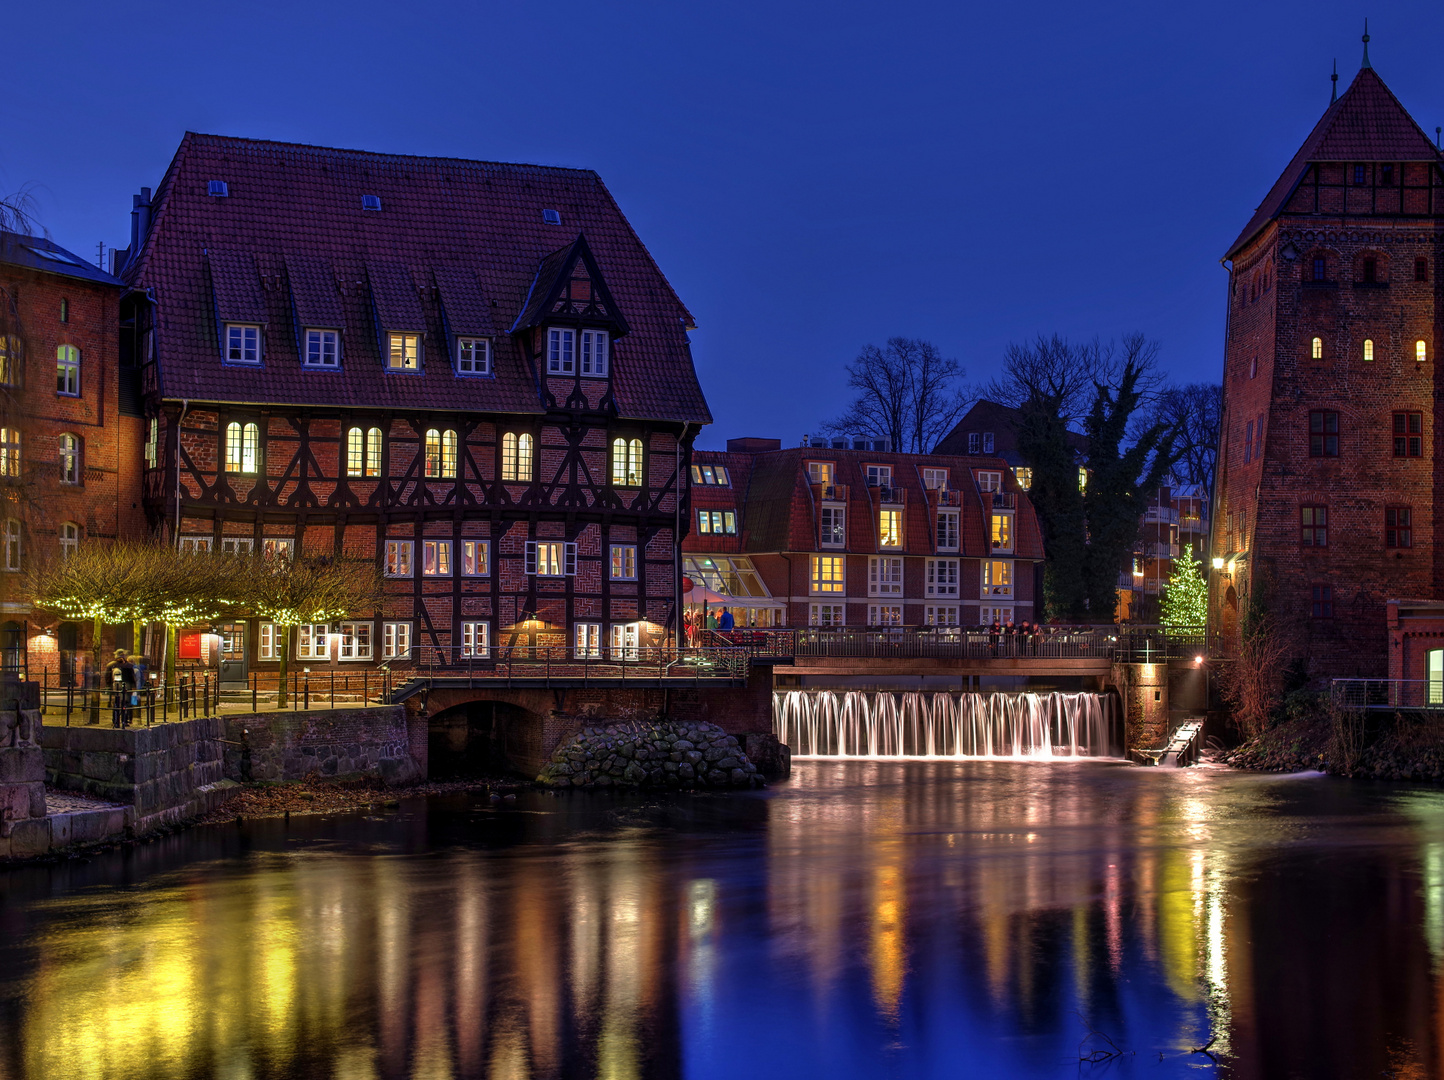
379, 644, 751, 686
1331, 679, 1444, 710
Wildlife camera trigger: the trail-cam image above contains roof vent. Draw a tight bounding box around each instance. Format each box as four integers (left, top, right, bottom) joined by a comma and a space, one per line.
829, 438, 847, 450
852, 439, 870, 451
872, 439, 889, 452
208, 180, 228, 197
362, 195, 382, 211
542, 208, 562, 225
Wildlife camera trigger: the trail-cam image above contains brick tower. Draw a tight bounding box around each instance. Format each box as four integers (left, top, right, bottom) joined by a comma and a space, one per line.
1213, 44, 1444, 678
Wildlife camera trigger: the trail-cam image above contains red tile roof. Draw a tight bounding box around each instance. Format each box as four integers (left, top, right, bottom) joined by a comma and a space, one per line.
127, 133, 710, 423
1226, 67, 1443, 259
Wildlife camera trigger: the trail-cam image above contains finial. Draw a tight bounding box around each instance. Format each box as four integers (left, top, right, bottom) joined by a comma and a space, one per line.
1362, 19, 1372, 69
1331, 59, 1338, 103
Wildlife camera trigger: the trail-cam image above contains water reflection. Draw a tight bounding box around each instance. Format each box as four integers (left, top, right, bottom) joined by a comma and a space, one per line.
2, 762, 1444, 1077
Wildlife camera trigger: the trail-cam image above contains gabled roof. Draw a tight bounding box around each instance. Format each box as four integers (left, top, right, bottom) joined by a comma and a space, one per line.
1225, 66, 1443, 259
0, 232, 122, 288
511, 234, 630, 336
126, 132, 710, 422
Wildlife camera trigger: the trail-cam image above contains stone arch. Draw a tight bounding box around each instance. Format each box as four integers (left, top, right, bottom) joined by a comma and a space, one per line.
427, 698, 547, 778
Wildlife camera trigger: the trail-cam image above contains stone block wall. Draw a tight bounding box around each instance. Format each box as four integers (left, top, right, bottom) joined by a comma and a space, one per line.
222, 706, 413, 782
0, 680, 46, 849
1115, 662, 1170, 752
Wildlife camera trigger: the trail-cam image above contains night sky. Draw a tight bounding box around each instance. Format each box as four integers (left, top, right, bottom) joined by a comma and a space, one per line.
8, 1, 1444, 448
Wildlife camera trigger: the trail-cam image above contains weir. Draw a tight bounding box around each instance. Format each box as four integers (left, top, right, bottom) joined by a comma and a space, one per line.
773, 689, 1120, 759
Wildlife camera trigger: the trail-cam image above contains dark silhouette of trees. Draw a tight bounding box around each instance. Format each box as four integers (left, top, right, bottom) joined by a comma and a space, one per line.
822, 337, 970, 452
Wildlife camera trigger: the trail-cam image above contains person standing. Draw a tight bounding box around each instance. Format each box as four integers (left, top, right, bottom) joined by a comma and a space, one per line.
719, 607, 735, 631
103, 650, 136, 728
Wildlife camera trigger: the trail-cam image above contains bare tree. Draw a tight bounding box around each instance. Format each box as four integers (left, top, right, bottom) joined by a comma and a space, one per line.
821, 338, 970, 453
983, 334, 1109, 425
1147, 382, 1222, 490
1217, 609, 1297, 740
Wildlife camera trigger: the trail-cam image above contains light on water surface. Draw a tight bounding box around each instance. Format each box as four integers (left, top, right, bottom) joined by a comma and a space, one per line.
3, 761, 1444, 1078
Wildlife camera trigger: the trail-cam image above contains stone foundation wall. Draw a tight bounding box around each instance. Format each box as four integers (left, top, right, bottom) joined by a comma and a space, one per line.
223, 706, 414, 782
1114, 662, 1170, 752
0, 681, 46, 853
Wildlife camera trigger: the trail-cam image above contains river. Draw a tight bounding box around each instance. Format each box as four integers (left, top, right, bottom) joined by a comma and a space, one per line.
3, 760, 1444, 1078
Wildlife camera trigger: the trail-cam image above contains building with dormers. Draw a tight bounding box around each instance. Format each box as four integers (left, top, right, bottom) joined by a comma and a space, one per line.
1213, 47, 1444, 676
684, 438, 1045, 627
118, 133, 710, 677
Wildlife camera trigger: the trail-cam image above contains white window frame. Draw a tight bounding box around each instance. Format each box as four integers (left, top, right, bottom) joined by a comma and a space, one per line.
145, 418, 159, 469
220, 537, 255, 554
387, 332, 421, 371
575, 622, 601, 658
810, 554, 844, 595
936, 509, 960, 552
58, 433, 80, 484
225, 324, 262, 365
866, 464, 892, 488
56, 345, 80, 396
975, 470, 1002, 492
422, 539, 452, 577
868, 604, 903, 626
456, 337, 491, 376
868, 556, 904, 597
612, 437, 644, 487
809, 603, 845, 627
820, 504, 846, 547
526, 541, 577, 577
980, 606, 1015, 626
502, 432, 534, 482
925, 604, 960, 626
580, 329, 609, 377
922, 467, 949, 490
296, 623, 329, 660
926, 558, 959, 597
379, 622, 409, 660
261, 538, 295, 561
462, 540, 489, 576
991, 512, 1014, 553
547, 327, 576, 374
610, 622, 640, 661
224, 421, 260, 474
336, 621, 373, 661
807, 460, 834, 485
879, 509, 903, 548
385, 540, 414, 577
461, 621, 490, 659
303, 329, 340, 368
982, 559, 1014, 599
1013, 466, 1033, 491
59, 522, 79, 559
258, 622, 279, 660
967, 433, 980, 453
983, 432, 995, 453
179, 536, 212, 553
610, 544, 637, 580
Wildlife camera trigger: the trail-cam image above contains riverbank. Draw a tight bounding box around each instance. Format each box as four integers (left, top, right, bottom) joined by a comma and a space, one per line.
1219, 698, 1444, 782
195, 775, 538, 823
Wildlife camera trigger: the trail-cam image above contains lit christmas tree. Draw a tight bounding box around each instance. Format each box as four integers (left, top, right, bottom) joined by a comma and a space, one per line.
1160, 544, 1207, 635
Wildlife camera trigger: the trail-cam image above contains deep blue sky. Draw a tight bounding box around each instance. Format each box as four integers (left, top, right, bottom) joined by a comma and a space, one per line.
8, 2, 1443, 448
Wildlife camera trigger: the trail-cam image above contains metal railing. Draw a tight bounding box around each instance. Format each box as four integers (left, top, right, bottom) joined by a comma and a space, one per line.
1332, 679, 1444, 710
380, 644, 752, 686
988, 491, 1017, 509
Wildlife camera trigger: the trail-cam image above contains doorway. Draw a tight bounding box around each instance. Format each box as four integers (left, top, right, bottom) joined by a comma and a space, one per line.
58, 622, 79, 687
218, 622, 248, 686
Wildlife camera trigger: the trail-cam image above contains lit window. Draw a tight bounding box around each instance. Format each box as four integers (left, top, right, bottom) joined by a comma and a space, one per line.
574, 623, 601, 658
1418, 340, 1429, 363
56, 345, 79, 396
456, 338, 490, 375
547, 328, 575, 374
926, 558, 959, 597
304, 329, 339, 368
936, 509, 959, 551
1393, 412, 1423, 458
975, 471, 1001, 492
422, 540, 452, 576
258, 623, 279, 660
0, 336, 17, 386
1363, 339, 1374, 362
809, 603, 845, 626
922, 467, 949, 490
424, 429, 458, 479
261, 538, 294, 561
925, 605, 960, 626
1301, 506, 1328, 547
220, 538, 254, 554
379, 622, 409, 660
2, 519, 19, 571
525, 541, 576, 576
347, 427, 382, 477
0, 428, 19, 478
385, 540, 414, 577
1386, 506, 1412, 548
610, 544, 637, 580
991, 513, 1013, 551
225, 324, 261, 364
224, 421, 260, 473
866, 465, 892, 488
612, 437, 643, 487
502, 433, 533, 482
1309, 411, 1339, 457
868, 556, 903, 596
145, 418, 159, 468
1013, 466, 1032, 490
820, 505, 846, 547
296, 624, 329, 660
1078, 467, 1088, 492
810, 555, 844, 594
611, 622, 640, 660
868, 604, 903, 626
178, 536, 212, 553
462, 540, 489, 576
879, 509, 902, 547
59, 522, 78, 559
982, 560, 1013, 597
1311, 337, 1323, 359
387, 333, 420, 371
58, 433, 80, 484
807, 461, 834, 485
461, 621, 490, 658
580, 329, 609, 376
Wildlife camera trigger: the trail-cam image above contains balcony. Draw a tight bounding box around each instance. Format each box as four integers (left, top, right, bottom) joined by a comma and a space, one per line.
1144, 505, 1179, 525
813, 483, 849, 502
1178, 514, 1204, 532
876, 486, 906, 506
929, 488, 963, 507
1144, 543, 1180, 559
988, 491, 1017, 509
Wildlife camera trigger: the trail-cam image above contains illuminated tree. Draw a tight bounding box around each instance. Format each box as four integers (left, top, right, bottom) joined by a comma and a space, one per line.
1160, 544, 1207, 635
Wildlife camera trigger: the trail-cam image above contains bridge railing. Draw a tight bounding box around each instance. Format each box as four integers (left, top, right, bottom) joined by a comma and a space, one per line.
1332, 678, 1444, 711
381, 644, 752, 685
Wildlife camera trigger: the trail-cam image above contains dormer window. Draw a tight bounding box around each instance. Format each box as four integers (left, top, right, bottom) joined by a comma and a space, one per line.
457, 337, 490, 375
387, 333, 420, 371
225, 324, 262, 365
547, 328, 575, 374
304, 329, 340, 368
580, 329, 609, 377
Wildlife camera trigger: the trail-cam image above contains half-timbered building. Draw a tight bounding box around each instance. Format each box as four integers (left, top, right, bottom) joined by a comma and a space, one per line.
119, 133, 710, 677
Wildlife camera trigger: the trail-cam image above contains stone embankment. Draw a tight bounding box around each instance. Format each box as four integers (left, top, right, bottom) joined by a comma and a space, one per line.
1221, 699, 1444, 782
538, 720, 763, 789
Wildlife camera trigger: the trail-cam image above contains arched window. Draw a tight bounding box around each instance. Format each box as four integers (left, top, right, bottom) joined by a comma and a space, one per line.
0, 428, 20, 478
1418, 340, 1429, 363
502, 432, 518, 481
3, 519, 19, 571
441, 430, 457, 479
611, 437, 643, 487
347, 427, 364, 477
1311, 337, 1323, 360
56, 345, 79, 396
58, 433, 80, 484
367, 427, 382, 476
424, 429, 441, 477
59, 522, 78, 559
1363, 339, 1374, 362
225, 421, 259, 474
517, 433, 533, 482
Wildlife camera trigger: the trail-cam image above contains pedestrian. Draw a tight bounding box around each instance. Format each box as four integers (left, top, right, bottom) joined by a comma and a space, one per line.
989, 618, 1001, 658
1031, 623, 1043, 655
719, 606, 735, 631
1004, 618, 1016, 655
103, 649, 136, 728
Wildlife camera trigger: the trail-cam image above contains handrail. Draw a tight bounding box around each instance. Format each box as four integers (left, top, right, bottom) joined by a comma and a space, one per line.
1332, 678, 1444, 710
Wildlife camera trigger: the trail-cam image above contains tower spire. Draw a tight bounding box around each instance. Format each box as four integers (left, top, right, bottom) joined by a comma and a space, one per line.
1331, 58, 1338, 103
1361, 19, 1371, 69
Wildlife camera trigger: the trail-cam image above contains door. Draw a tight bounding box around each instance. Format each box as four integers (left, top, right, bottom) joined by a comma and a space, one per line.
610, 622, 639, 661
58, 622, 79, 687
0, 621, 23, 677
218, 622, 248, 685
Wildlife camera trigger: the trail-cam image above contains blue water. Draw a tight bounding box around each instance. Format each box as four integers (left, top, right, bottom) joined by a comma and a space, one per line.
2, 760, 1443, 1078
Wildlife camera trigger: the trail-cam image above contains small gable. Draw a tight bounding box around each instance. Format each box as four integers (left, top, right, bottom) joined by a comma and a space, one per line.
432, 265, 496, 337
207, 251, 266, 325
510, 234, 629, 337
286, 255, 345, 330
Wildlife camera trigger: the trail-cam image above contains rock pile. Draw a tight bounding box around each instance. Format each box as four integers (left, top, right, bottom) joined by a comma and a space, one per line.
538, 720, 763, 789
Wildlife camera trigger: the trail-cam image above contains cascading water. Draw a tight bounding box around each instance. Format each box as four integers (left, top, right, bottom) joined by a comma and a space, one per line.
773, 690, 1120, 758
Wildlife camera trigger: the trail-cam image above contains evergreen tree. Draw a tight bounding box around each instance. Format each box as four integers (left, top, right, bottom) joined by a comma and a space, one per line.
1160, 544, 1207, 634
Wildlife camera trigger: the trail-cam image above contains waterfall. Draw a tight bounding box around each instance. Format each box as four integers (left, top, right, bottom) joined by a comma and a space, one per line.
772, 690, 1120, 759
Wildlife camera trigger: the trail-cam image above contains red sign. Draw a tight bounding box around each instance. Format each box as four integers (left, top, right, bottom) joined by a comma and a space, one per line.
682, 576, 694, 592
179, 631, 202, 659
